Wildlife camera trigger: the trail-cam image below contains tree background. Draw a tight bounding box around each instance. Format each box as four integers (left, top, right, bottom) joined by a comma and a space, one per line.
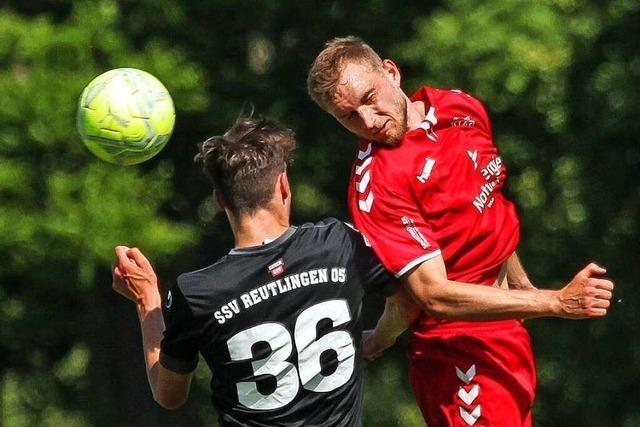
0, 1, 638, 426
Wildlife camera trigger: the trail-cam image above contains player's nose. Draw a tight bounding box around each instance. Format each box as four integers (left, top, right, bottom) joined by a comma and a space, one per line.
359, 108, 378, 131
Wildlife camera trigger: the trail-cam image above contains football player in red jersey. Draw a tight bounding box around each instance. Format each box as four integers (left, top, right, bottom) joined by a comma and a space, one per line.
307, 36, 614, 427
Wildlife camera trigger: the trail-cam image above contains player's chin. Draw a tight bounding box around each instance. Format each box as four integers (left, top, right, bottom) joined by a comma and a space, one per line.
374, 134, 402, 147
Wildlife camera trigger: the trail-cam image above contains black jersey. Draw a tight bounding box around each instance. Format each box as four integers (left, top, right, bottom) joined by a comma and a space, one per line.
159, 218, 394, 427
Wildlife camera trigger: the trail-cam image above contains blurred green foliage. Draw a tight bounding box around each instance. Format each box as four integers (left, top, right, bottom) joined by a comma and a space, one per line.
0, 0, 638, 426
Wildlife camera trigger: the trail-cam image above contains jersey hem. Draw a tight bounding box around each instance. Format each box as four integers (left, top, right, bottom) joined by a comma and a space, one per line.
159, 351, 198, 374
394, 250, 442, 278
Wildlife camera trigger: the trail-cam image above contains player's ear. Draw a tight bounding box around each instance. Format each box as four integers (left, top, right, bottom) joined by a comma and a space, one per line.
214, 190, 227, 209
278, 171, 291, 203
382, 59, 401, 87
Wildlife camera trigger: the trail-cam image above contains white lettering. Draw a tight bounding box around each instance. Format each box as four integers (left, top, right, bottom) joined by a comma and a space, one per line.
221, 305, 233, 319
317, 268, 328, 283
481, 157, 503, 181
266, 281, 279, 296
300, 272, 310, 286
250, 289, 261, 304
473, 180, 499, 213
309, 270, 318, 285
289, 275, 301, 289
258, 285, 270, 300
241, 293, 253, 308
214, 311, 226, 324
216, 268, 347, 325
228, 299, 240, 314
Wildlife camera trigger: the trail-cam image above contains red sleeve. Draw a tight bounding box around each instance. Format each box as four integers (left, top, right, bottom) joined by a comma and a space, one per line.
349, 153, 441, 278
461, 91, 493, 139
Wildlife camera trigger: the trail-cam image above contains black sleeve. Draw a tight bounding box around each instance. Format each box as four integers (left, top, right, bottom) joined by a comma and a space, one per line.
159, 283, 199, 374
344, 222, 396, 296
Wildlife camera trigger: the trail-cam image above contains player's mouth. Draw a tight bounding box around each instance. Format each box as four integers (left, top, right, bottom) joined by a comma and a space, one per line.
376, 120, 390, 136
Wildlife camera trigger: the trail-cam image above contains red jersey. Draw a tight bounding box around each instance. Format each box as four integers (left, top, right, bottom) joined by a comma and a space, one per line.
348, 86, 520, 330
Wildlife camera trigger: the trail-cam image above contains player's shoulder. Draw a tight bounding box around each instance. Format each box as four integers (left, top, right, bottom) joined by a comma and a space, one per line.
298, 217, 361, 245
176, 255, 229, 290
298, 217, 349, 235
416, 85, 483, 104
413, 85, 491, 132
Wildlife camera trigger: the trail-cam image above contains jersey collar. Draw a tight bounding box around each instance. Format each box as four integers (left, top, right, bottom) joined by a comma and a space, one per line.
228, 226, 298, 255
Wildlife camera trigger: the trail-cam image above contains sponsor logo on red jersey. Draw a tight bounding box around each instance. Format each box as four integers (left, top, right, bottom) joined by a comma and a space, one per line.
401, 217, 430, 249
452, 116, 476, 127
472, 156, 504, 213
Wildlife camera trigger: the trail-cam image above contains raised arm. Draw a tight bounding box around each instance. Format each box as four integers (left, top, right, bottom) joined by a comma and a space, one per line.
402, 254, 613, 321
112, 246, 192, 410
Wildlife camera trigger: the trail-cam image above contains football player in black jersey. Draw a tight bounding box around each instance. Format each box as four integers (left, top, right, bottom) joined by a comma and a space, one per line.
111, 117, 404, 426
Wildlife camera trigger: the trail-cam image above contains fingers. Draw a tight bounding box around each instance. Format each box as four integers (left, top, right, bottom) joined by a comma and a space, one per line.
112, 265, 124, 281
582, 262, 607, 277
126, 247, 153, 270
115, 245, 135, 269
590, 297, 611, 309
587, 308, 608, 317
591, 289, 613, 302
590, 277, 614, 291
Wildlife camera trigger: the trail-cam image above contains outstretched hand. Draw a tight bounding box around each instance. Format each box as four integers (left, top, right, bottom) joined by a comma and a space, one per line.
557, 263, 614, 319
112, 246, 160, 312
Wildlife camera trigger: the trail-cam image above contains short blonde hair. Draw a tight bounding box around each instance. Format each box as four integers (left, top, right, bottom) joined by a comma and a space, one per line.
307, 36, 383, 110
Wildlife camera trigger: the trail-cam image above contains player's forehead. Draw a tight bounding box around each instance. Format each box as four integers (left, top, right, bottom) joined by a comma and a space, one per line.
331, 63, 378, 110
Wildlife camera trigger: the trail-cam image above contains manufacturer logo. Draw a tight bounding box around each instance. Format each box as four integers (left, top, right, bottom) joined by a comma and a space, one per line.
355, 143, 375, 213
456, 364, 481, 426
165, 290, 173, 308
268, 259, 285, 277
467, 150, 478, 170
416, 158, 436, 184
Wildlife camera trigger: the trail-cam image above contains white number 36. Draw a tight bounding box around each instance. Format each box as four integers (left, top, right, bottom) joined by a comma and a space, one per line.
226, 299, 355, 410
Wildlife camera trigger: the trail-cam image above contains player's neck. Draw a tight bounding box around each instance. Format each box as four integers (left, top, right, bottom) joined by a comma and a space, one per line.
231, 209, 291, 249
407, 99, 427, 131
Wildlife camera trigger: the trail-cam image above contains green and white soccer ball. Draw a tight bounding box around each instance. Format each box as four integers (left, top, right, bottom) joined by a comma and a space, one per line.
77, 68, 175, 165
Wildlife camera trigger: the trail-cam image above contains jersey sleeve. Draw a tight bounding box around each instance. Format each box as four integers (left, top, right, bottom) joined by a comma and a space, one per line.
159, 282, 199, 374
350, 174, 442, 278
342, 222, 396, 296
455, 90, 493, 138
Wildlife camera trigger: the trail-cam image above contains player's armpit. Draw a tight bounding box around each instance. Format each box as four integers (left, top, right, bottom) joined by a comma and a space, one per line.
399, 255, 451, 317
153, 363, 193, 410
506, 252, 536, 290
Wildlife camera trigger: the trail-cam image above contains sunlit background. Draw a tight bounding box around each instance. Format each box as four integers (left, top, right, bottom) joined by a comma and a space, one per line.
1, 1, 638, 425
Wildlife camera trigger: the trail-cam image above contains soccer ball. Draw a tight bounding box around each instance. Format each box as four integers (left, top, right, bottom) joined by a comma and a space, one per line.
77, 68, 175, 165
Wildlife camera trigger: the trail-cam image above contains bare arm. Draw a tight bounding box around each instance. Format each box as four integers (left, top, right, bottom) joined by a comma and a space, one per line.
401, 254, 613, 321
112, 246, 193, 410
363, 287, 420, 360
506, 252, 536, 290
